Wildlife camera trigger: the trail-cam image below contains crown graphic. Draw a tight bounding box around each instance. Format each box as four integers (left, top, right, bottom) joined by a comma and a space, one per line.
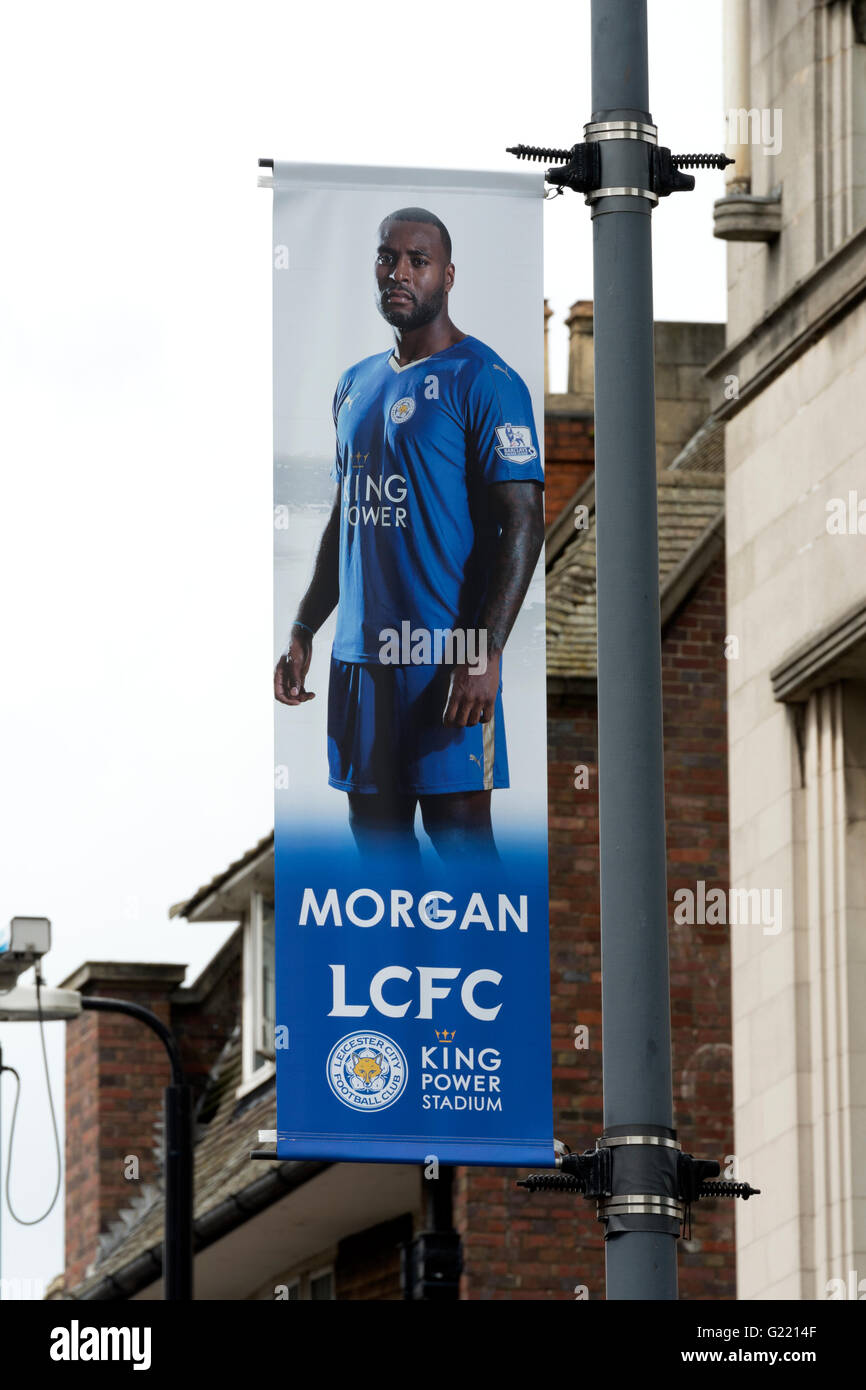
435, 1028, 456, 1042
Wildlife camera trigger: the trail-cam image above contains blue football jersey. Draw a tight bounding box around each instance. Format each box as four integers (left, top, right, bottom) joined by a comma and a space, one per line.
330, 335, 543, 662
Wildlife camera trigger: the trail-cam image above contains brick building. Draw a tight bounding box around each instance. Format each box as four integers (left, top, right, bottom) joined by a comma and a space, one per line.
49, 304, 734, 1301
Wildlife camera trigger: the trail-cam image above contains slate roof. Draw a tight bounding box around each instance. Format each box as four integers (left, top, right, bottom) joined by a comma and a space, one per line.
546, 468, 725, 682
668, 412, 725, 475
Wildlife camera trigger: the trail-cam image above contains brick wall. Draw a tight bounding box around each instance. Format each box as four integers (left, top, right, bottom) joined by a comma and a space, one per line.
173, 938, 242, 1096
662, 559, 732, 1297
63, 965, 185, 1289
62, 953, 241, 1291
453, 556, 733, 1300
63, 1006, 101, 1289
543, 413, 594, 525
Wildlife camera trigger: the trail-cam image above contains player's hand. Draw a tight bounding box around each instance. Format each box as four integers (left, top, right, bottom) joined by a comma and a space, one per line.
274, 627, 315, 705
443, 652, 501, 728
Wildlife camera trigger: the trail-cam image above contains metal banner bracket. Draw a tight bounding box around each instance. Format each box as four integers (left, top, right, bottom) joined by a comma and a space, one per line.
518, 1132, 761, 1241
506, 129, 732, 205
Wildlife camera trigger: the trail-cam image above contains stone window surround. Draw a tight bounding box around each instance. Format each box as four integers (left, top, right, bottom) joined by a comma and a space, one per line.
770, 597, 866, 704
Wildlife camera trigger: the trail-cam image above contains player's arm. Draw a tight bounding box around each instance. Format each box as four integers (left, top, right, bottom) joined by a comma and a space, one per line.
274, 483, 341, 706
443, 480, 545, 727
476, 479, 545, 654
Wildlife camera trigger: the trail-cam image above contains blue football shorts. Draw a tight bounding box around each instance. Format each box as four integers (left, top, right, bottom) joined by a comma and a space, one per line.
326, 655, 509, 795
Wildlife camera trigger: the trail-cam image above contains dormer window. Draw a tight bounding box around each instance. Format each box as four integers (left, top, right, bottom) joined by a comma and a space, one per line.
240, 891, 277, 1092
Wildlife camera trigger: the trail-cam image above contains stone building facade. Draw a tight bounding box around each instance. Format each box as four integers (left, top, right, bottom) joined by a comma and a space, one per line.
707, 0, 866, 1300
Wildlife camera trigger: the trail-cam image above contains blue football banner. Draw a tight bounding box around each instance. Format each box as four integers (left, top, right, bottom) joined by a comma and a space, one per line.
271, 161, 555, 1166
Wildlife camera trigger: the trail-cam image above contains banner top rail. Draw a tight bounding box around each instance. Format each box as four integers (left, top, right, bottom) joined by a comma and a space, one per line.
264, 159, 544, 198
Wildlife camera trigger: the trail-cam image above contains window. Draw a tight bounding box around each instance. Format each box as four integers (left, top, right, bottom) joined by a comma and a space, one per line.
269, 1267, 335, 1300
309, 1269, 335, 1301
240, 891, 277, 1091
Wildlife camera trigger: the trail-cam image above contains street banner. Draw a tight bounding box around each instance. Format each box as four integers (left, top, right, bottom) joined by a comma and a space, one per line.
271, 161, 554, 1165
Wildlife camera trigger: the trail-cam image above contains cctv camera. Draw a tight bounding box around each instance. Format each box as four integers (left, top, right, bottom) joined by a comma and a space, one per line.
0, 917, 52, 990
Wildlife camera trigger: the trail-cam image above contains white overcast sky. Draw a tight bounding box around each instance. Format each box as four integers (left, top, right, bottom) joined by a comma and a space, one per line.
0, 0, 724, 1295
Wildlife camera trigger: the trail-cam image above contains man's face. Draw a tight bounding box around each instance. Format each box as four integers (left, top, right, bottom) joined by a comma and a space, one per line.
375, 221, 453, 330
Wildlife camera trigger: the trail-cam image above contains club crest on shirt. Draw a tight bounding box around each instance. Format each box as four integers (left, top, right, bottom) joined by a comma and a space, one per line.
494, 423, 537, 463
390, 396, 416, 425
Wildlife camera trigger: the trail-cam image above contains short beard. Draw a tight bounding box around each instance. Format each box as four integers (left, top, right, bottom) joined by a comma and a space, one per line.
378, 282, 446, 331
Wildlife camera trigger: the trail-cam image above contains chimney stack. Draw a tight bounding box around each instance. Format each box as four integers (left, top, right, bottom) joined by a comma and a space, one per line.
60, 961, 187, 1288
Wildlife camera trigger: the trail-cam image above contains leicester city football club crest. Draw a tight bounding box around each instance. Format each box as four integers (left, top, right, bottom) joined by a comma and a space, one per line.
494, 422, 538, 463
389, 396, 416, 425
326, 1031, 408, 1112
